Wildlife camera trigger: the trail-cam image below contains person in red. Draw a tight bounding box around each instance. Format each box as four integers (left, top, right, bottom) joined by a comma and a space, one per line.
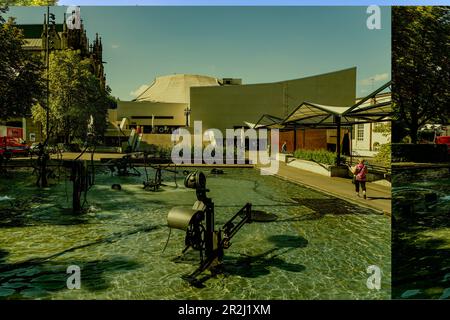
352, 158, 368, 199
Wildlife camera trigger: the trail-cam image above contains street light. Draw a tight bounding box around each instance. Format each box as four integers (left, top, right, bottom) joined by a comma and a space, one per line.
184, 106, 191, 127
45, 6, 56, 142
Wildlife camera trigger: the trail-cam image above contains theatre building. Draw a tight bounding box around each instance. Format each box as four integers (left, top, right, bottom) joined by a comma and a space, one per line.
108, 68, 356, 152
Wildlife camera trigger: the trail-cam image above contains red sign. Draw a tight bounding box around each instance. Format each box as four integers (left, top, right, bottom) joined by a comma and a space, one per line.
7, 127, 23, 138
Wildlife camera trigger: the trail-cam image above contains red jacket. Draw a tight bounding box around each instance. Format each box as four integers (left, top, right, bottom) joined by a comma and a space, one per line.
354, 163, 367, 181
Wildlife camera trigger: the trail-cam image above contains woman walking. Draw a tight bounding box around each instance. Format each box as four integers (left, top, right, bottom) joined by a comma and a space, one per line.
352, 158, 368, 199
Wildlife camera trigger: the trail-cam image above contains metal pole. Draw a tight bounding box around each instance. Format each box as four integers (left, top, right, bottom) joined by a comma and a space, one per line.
46, 5, 50, 141
336, 116, 341, 165
184, 107, 190, 127
350, 125, 353, 165
205, 200, 214, 260
293, 125, 297, 152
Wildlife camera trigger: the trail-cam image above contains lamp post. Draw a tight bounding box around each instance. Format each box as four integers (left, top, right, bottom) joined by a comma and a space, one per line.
45, 5, 56, 141
45, 5, 49, 141
184, 107, 191, 127
335, 115, 342, 165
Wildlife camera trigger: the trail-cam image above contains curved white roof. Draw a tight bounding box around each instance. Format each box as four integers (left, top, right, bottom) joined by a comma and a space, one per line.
133, 74, 220, 104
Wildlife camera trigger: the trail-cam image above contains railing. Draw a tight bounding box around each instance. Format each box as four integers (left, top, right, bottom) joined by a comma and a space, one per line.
346, 159, 391, 175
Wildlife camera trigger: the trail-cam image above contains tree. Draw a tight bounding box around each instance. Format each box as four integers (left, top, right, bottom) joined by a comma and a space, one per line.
373, 122, 391, 167
31, 49, 114, 143
4, 1, 58, 5
392, 6, 450, 143
0, 7, 44, 120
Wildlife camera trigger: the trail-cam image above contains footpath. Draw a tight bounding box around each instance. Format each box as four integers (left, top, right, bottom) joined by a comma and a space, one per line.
259, 161, 391, 215
47, 152, 391, 214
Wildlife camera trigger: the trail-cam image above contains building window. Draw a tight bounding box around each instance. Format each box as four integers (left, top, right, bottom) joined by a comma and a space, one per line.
357, 124, 364, 141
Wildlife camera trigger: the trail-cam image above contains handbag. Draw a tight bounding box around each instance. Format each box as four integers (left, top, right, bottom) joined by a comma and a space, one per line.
352, 175, 356, 184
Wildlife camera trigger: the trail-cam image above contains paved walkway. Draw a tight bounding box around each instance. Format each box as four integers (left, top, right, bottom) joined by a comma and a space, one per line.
259, 161, 391, 215
19, 152, 391, 213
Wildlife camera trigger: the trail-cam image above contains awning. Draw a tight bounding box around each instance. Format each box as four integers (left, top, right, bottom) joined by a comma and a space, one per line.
252, 114, 284, 129
243, 121, 264, 129
344, 81, 392, 123
282, 81, 392, 127
282, 102, 349, 126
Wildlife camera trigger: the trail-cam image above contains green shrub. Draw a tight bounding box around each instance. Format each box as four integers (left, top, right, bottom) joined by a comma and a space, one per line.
293, 149, 345, 165
374, 143, 391, 167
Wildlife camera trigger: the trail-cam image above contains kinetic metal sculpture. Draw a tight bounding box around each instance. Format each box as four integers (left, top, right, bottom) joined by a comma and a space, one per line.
167, 171, 252, 283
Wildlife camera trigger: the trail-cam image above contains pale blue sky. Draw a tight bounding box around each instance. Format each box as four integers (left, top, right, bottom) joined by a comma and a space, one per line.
57, 1, 449, 5
9, 6, 391, 100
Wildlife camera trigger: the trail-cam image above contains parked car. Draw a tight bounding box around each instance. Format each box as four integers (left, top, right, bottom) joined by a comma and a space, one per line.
0, 136, 30, 157
435, 136, 450, 154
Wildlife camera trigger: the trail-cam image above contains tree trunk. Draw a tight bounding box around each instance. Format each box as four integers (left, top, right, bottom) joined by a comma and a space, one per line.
410, 126, 418, 144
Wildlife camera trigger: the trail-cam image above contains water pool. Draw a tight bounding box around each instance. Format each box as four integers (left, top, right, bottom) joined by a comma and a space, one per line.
392, 167, 450, 299
0, 167, 390, 299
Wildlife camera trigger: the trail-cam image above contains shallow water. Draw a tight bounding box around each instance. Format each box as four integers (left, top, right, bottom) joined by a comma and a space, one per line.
0, 167, 390, 299
392, 169, 450, 299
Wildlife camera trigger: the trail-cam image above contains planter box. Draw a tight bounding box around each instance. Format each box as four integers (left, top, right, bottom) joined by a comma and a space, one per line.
275, 153, 292, 162
287, 159, 349, 177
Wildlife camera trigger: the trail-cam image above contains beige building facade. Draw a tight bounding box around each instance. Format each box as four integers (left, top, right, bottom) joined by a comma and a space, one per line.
190, 67, 356, 131
351, 92, 391, 157
107, 68, 356, 148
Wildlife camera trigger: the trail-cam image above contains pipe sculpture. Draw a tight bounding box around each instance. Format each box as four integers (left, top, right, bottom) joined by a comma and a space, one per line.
167, 171, 252, 284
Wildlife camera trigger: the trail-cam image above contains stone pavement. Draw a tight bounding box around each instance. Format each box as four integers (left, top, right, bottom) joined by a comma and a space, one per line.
259, 161, 391, 215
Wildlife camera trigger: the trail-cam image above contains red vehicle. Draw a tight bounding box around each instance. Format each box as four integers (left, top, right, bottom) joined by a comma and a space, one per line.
0, 136, 30, 157
435, 136, 450, 154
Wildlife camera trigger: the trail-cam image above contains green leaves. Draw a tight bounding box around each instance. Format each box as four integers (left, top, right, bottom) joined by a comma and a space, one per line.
0, 8, 44, 120
293, 149, 345, 166
392, 6, 450, 143
4, 1, 58, 5
374, 143, 391, 168
31, 49, 112, 143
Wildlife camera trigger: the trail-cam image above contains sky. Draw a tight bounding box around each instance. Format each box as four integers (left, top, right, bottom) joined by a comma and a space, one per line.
57, 1, 449, 5
8, 6, 391, 101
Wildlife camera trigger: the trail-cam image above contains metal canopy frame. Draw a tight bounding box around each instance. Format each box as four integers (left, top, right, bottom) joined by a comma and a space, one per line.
253, 114, 285, 129
345, 80, 391, 114
247, 81, 392, 165
282, 102, 349, 127
281, 81, 392, 127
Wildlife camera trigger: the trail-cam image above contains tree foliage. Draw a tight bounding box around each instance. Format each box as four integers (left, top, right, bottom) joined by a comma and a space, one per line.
392, 6, 450, 143
373, 121, 391, 166
3, 1, 58, 5
372, 121, 391, 137
0, 7, 44, 120
374, 143, 391, 167
32, 49, 114, 143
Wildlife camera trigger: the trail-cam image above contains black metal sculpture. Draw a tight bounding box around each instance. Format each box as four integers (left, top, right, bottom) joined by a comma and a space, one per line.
61, 160, 94, 213
35, 142, 50, 188
143, 165, 163, 191
142, 152, 178, 191
167, 171, 252, 284
107, 154, 141, 177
